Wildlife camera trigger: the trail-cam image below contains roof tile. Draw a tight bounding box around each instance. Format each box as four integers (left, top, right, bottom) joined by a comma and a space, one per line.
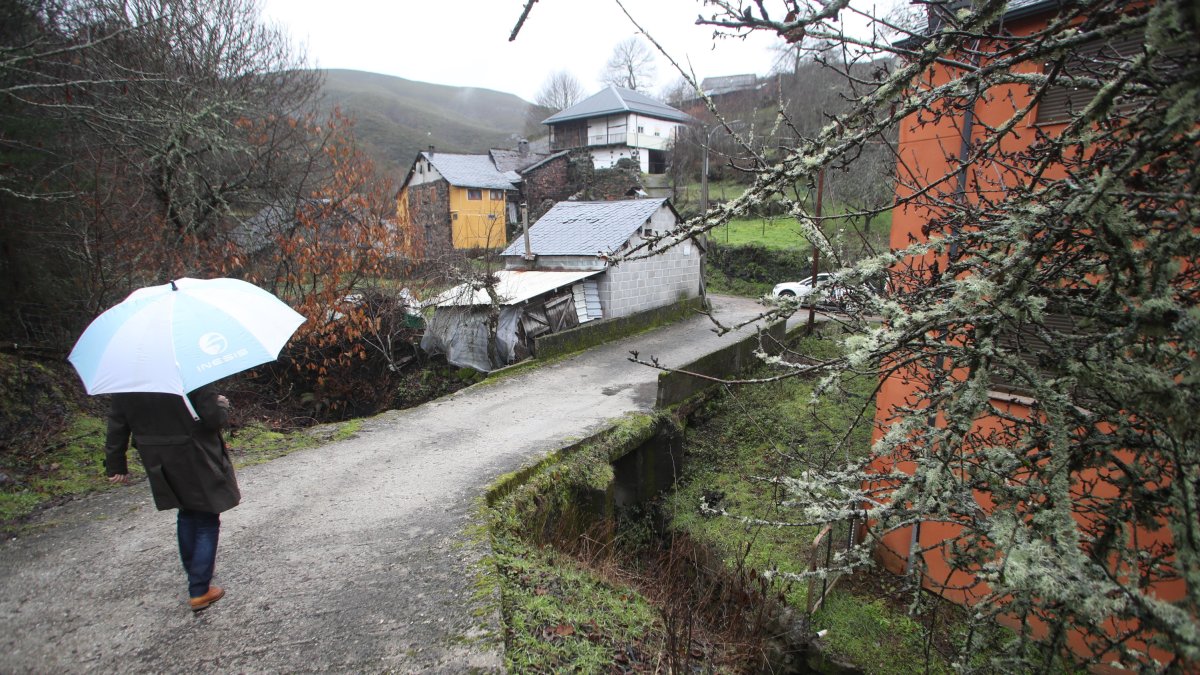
501, 198, 670, 257
423, 152, 516, 190
543, 86, 692, 125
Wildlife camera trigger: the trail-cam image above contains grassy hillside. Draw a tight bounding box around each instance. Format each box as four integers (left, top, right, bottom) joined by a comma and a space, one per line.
319, 69, 539, 176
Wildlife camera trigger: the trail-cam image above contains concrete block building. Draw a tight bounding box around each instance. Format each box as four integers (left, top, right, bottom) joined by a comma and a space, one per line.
501, 198, 702, 319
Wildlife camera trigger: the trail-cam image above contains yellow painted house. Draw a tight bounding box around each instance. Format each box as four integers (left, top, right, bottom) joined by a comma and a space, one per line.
398, 151, 516, 251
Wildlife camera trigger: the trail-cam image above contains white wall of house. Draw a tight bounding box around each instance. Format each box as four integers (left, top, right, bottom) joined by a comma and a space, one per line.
590, 146, 647, 172
585, 114, 684, 171
502, 254, 605, 272
407, 157, 443, 186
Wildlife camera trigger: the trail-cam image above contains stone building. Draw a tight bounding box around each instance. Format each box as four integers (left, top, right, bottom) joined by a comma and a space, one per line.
397, 151, 516, 253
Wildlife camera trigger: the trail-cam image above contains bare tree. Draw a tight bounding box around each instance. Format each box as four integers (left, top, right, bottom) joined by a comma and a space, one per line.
534, 69, 584, 112
659, 76, 694, 107
600, 36, 656, 92
0, 0, 333, 344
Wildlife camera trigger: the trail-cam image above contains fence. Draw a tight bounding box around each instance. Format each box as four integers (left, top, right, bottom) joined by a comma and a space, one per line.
806, 516, 860, 615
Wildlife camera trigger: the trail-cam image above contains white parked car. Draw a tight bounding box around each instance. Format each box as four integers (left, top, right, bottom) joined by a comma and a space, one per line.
771, 272, 848, 307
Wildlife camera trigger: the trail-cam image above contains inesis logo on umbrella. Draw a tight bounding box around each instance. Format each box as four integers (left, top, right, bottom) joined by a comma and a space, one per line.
196, 332, 249, 373
199, 332, 228, 355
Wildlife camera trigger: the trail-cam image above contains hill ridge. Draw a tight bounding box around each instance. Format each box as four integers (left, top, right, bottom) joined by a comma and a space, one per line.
319, 68, 539, 175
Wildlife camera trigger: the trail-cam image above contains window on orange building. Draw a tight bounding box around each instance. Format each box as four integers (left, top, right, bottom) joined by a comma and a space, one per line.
987, 311, 1081, 397
1036, 29, 1183, 125
467, 189, 482, 200
490, 189, 504, 200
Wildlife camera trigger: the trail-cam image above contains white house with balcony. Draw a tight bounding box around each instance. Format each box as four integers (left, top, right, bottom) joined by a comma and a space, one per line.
542, 86, 692, 175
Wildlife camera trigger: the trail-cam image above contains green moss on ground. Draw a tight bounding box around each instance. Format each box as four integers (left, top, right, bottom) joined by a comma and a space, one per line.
482, 331, 964, 672
664, 330, 955, 674
484, 414, 668, 672
226, 421, 321, 467
492, 536, 661, 672
0, 354, 118, 524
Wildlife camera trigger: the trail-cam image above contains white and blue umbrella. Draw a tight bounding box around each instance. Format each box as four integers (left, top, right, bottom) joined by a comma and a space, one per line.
69, 277, 306, 417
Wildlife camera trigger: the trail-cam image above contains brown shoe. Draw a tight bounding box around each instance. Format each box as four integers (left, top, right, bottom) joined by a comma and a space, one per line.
189, 585, 225, 612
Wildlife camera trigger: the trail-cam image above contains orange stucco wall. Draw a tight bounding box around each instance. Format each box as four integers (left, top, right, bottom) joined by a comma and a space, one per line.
449, 187, 507, 249
870, 7, 1189, 669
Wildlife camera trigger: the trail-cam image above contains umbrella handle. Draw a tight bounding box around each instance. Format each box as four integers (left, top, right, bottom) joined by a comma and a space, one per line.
181, 394, 200, 421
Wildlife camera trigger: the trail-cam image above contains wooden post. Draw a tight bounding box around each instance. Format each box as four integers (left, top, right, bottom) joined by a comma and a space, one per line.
806, 168, 825, 333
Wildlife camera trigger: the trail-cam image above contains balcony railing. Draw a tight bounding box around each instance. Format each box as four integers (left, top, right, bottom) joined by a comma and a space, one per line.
582, 132, 671, 150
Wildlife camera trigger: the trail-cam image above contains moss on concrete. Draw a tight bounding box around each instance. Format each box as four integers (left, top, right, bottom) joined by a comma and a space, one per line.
532, 297, 706, 362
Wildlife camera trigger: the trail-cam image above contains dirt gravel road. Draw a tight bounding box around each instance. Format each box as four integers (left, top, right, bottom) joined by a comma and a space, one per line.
0, 295, 793, 673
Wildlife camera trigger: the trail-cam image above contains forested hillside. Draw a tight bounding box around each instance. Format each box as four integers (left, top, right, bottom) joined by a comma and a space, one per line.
320, 69, 538, 174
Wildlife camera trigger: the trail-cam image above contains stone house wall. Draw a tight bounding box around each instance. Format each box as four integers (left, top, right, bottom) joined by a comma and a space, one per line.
405, 180, 452, 255
521, 154, 573, 224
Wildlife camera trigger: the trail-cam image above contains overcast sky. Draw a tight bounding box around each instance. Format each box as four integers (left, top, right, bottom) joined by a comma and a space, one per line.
258, 0, 791, 102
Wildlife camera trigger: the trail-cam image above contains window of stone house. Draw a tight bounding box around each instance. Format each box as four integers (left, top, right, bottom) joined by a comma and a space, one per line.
637, 126, 645, 133
490, 189, 503, 200
467, 189, 482, 200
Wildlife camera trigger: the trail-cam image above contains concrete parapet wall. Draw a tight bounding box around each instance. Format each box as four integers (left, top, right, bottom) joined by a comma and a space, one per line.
656, 320, 787, 408
533, 296, 706, 361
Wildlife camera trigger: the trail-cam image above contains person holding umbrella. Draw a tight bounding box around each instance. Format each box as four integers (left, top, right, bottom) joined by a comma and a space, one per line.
69, 278, 306, 612
104, 386, 238, 611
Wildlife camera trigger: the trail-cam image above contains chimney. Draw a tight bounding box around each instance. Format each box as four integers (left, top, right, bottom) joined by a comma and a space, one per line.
518, 139, 529, 156
428, 145, 435, 156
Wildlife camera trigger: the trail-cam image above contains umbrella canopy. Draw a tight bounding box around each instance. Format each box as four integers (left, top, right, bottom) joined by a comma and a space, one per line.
69, 278, 306, 404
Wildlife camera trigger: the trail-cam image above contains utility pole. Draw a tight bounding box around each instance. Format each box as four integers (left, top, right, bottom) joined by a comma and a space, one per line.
700, 122, 741, 243
806, 168, 824, 333
521, 202, 535, 265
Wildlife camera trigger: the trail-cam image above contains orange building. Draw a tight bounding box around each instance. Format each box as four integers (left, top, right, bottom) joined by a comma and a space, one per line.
870, 0, 1194, 669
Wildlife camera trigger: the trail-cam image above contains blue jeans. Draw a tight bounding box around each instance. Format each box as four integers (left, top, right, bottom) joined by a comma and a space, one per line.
177, 509, 220, 598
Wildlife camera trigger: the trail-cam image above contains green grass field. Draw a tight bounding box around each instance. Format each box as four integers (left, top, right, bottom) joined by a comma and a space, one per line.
709, 216, 811, 249
674, 180, 892, 252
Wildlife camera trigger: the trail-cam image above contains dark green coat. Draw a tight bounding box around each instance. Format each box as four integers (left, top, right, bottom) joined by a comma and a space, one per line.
104, 386, 240, 513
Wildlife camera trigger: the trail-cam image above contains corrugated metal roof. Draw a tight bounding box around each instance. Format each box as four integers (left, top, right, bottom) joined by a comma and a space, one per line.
433, 269, 604, 307
423, 152, 516, 190
543, 86, 692, 125
500, 198, 669, 257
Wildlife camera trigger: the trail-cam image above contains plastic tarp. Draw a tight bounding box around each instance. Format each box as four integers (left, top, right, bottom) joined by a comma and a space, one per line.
420, 305, 523, 372
422, 269, 605, 372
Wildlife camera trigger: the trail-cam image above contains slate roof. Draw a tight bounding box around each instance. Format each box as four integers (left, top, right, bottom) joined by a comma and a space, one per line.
701, 74, 758, 97
489, 148, 549, 173
897, 0, 1057, 46
231, 199, 344, 254
501, 198, 671, 257
517, 150, 571, 175
542, 86, 692, 125
422, 152, 516, 190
